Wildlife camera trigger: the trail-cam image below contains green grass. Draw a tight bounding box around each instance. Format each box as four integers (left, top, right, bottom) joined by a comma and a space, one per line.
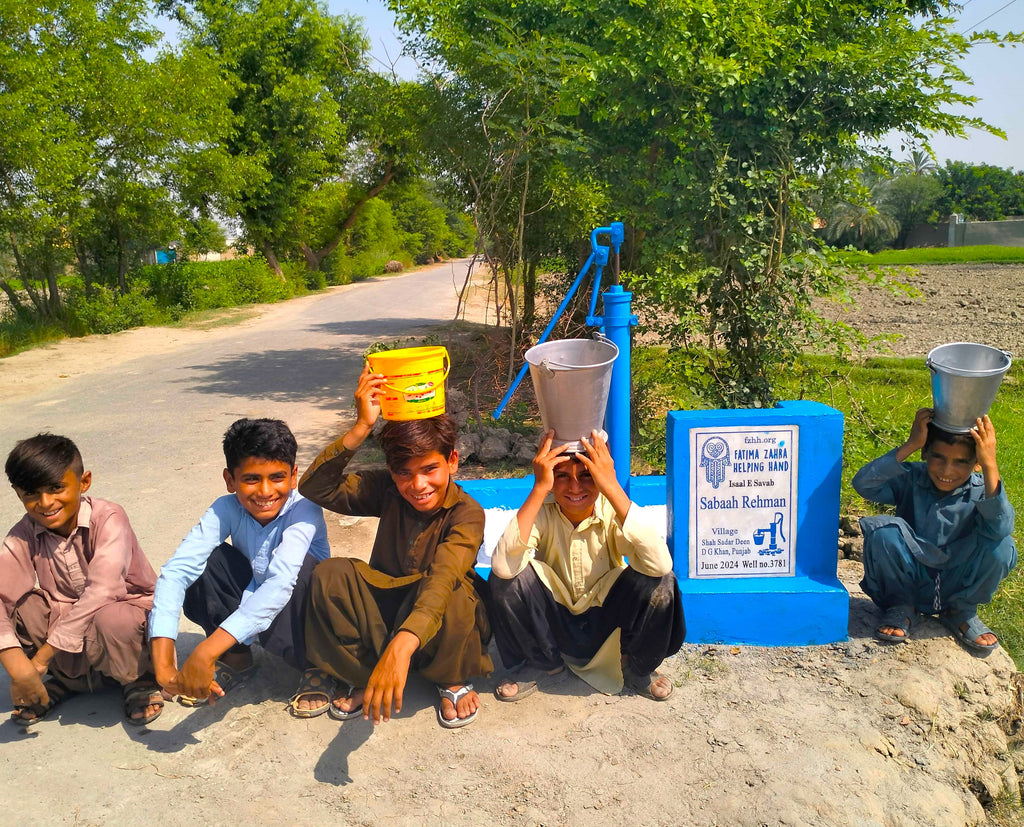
633, 348, 1024, 667
839, 245, 1024, 266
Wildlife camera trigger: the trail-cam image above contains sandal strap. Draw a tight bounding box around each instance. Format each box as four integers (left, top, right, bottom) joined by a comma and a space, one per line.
437, 683, 474, 704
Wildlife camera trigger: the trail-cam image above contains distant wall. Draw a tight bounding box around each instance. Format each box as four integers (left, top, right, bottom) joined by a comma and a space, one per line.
907, 216, 1024, 248
962, 217, 1024, 247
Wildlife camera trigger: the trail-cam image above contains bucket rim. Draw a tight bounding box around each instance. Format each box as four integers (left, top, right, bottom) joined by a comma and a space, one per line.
367, 345, 449, 361
925, 341, 1011, 377
524, 337, 619, 370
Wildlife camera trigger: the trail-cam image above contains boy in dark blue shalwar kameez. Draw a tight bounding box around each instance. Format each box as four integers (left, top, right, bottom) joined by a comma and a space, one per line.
853, 408, 1016, 655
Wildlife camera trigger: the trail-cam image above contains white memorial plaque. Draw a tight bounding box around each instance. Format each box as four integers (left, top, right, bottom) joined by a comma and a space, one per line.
689, 425, 798, 578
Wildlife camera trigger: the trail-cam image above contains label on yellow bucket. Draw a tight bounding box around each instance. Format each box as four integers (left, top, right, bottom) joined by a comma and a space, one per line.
367, 346, 449, 421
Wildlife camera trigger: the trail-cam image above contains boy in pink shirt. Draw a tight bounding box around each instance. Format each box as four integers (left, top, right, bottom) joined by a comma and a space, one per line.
0, 434, 162, 726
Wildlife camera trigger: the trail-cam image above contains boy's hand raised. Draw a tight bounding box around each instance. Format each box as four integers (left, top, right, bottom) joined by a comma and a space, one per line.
897, 407, 933, 461
531, 430, 571, 495
971, 415, 1001, 497
578, 431, 632, 523
343, 364, 387, 451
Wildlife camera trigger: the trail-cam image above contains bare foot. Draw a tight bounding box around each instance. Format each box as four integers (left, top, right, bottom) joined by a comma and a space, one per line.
961, 623, 998, 647
878, 625, 906, 638
647, 674, 673, 699
130, 691, 165, 722
332, 687, 365, 715
495, 666, 565, 700
439, 685, 479, 722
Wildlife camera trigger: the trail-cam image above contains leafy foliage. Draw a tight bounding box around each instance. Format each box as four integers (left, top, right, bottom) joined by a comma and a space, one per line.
935, 161, 1024, 221
396, 0, 1013, 406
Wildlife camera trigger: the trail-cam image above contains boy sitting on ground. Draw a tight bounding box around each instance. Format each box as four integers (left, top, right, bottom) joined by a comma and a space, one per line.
853, 408, 1016, 654
1, 434, 162, 726
149, 418, 329, 709
488, 430, 685, 702
293, 365, 491, 728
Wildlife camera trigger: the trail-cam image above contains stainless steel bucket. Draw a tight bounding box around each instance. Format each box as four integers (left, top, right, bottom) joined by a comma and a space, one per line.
926, 342, 1012, 433
526, 337, 619, 451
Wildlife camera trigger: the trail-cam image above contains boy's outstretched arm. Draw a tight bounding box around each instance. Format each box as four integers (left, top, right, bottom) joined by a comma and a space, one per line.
972, 415, 1001, 498
362, 629, 419, 724
578, 430, 631, 522
895, 407, 933, 462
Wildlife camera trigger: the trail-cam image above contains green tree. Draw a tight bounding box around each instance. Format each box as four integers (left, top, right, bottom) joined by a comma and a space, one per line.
397, 0, 1015, 406
877, 173, 943, 246
935, 161, 1024, 221
0, 0, 234, 317
166, 0, 423, 275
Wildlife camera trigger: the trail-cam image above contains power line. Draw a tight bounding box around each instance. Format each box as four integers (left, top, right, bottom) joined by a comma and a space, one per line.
960, 0, 1021, 32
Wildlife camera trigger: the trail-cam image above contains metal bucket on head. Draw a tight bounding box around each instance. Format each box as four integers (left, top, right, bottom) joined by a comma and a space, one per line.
926, 342, 1012, 433
526, 337, 619, 452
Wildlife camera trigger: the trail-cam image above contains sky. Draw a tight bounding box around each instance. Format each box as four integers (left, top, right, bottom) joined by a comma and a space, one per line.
326, 0, 1024, 171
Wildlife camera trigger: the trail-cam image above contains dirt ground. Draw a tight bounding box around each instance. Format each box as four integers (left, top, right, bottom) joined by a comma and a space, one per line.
0, 263, 1022, 826
818, 263, 1024, 359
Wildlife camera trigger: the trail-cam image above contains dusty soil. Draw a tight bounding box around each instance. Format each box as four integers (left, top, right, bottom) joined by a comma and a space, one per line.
818, 263, 1024, 358
0, 263, 1022, 826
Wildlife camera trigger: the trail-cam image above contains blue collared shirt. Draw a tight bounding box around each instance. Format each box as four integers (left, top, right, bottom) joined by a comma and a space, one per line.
149, 490, 329, 645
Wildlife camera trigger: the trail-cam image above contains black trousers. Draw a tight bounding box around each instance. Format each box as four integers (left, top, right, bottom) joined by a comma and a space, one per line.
487, 564, 685, 676
182, 542, 317, 671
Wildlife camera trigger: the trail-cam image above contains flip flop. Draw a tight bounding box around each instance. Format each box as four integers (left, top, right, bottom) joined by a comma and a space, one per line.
622, 666, 674, 701
875, 605, 914, 644
123, 678, 165, 727
288, 668, 337, 718
493, 664, 567, 703
179, 660, 257, 707
437, 684, 478, 728
11, 676, 76, 727
942, 614, 999, 656
327, 685, 363, 721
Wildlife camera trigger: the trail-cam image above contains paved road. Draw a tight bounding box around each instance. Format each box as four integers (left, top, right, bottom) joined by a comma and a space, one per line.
0, 259, 477, 568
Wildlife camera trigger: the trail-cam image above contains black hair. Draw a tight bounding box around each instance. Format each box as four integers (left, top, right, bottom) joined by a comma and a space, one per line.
378, 414, 458, 472
923, 422, 976, 459
5, 434, 84, 492
222, 418, 297, 473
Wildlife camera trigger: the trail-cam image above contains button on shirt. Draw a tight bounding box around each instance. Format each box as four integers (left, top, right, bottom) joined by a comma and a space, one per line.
149, 490, 329, 645
491, 494, 672, 614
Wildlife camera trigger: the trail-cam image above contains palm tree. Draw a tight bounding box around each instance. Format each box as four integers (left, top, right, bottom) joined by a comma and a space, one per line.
907, 149, 937, 176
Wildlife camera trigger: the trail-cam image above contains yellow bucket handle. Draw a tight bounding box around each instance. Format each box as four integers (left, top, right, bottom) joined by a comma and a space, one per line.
371, 353, 450, 394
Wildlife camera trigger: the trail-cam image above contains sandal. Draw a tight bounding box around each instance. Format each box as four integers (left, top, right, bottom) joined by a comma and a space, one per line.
622, 666, 674, 701
875, 605, 914, 644
11, 676, 76, 727
178, 660, 256, 707
437, 684, 478, 728
493, 664, 567, 703
941, 613, 999, 655
123, 677, 165, 727
287, 668, 337, 718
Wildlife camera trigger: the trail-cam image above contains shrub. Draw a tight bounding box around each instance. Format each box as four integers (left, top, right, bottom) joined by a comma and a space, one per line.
131, 257, 290, 311
67, 284, 168, 335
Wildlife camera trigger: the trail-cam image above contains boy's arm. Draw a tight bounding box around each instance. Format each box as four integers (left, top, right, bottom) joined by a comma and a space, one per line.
149, 501, 233, 697
851, 407, 930, 504
0, 527, 52, 706
1, 645, 51, 710
577, 431, 631, 521
971, 415, 1001, 498
299, 365, 387, 512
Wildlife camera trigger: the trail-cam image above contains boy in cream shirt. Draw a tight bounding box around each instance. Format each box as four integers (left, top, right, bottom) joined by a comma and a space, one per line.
488, 430, 684, 701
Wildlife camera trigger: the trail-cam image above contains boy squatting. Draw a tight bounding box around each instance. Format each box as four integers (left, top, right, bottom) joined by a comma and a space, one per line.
1, 434, 163, 726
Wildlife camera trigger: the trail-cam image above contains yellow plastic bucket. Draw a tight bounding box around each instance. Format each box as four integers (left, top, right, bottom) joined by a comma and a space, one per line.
366, 346, 450, 420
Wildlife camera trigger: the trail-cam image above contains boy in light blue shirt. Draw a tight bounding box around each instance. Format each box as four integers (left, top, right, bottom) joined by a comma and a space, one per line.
149, 418, 329, 709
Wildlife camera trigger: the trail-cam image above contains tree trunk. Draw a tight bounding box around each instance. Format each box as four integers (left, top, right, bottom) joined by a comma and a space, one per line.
262, 242, 284, 278
313, 160, 396, 265
300, 241, 320, 272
